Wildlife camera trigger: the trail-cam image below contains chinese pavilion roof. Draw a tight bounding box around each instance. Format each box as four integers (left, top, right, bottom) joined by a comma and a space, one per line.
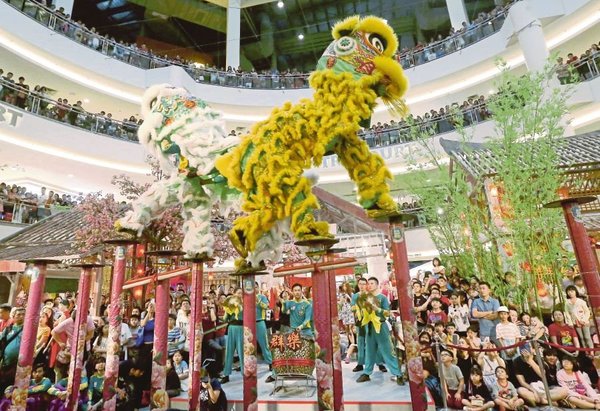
440, 131, 600, 229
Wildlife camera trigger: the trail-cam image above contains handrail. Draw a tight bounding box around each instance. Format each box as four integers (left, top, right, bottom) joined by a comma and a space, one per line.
0, 198, 70, 224
0, 77, 140, 141
2, 0, 516, 87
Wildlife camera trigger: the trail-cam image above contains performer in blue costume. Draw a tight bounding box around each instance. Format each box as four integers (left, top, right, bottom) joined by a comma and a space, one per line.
356, 277, 401, 383
220, 288, 244, 384
351, 277, 384, 373
282, 284, 313, 339
255, 283, 275, 383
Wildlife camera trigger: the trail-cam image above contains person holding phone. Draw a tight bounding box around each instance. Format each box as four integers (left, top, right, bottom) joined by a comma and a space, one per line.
200, 370, 227, 410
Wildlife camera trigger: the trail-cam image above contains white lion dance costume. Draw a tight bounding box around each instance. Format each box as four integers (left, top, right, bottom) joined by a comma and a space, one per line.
117, 84, 240, 258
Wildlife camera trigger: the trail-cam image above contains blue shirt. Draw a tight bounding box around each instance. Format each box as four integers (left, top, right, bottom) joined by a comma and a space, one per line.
470, 296, 500, 338
256, 294, 269, 321
284, 299, 313, 337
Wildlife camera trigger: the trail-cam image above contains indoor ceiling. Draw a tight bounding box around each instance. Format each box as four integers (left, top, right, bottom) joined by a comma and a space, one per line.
72, 0, 496, 72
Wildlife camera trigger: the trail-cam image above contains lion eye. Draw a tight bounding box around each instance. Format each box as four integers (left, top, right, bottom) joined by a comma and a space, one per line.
367, 33, 386, 53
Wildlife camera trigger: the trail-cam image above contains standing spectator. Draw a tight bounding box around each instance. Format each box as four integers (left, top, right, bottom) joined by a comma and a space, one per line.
564, 285, 593, 348
0, 305, 12, 333
470, 282, 500, 342
448, 291, 470, 334
14, 77, 29, 109
0, 307, 25, 392
167, 314, 185, 357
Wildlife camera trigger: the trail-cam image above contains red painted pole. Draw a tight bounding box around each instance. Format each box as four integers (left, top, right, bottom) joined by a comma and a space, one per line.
11, 260, 54, 411
188, 260, 205, 411
151, 277, 170, 409
325, 252, 344, 411
313, 264, 336, 411
388, 216, 427, 411
242, 274, 257, 411
65, 264, 97, 411
560, 200, 600, 334
103, 243, 130, 410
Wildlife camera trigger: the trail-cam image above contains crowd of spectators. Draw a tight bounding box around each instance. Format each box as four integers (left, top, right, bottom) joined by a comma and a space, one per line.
2, 252, 597, 409
556, 41, 600, 84
4, 0, 518, 89
411, 258, 600, 410
358, 96, 490, 147
0, 69, 141, 140
0, 183, 78, 224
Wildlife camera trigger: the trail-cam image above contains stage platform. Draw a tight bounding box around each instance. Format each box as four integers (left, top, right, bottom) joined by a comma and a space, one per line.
169, 361, 435, 410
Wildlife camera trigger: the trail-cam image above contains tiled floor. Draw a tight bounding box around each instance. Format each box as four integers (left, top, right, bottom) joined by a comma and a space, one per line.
169, 361, 433, 410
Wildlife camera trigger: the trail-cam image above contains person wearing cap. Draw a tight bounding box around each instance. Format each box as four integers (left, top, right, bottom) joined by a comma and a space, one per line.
495, 306, 522, 368
0, 304, 12, 334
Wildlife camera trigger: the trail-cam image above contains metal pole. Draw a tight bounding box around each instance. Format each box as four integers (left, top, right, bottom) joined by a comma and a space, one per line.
388, 215, 428, 411
65, 264, 98, 410
188, 259, 206, 411
533, 340, 563, 411
434, 339, 451, 411
242, 273, 258, 411
325, 251, 345, 411
11, 260, 55, 411
103, 242, 131, 410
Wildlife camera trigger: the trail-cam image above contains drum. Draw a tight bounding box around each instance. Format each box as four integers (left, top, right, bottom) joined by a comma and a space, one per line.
269, 331, 315, 375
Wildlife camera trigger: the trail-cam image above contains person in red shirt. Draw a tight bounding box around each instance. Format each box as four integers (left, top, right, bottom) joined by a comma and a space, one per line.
548, 309, 580, 358
0, 304, 12, 334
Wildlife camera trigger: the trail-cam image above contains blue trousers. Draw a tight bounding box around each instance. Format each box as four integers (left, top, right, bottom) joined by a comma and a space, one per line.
223, 324, 243, 377
256, 320, 272, 364
364, 324, 400, 376
357, 325, 382, 365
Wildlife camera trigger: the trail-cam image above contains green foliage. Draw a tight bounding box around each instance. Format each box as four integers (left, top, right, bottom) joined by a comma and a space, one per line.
406, 59, 573, 312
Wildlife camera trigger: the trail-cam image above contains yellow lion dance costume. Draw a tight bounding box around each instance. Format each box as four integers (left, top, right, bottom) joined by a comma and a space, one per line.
215, 15, 408, 268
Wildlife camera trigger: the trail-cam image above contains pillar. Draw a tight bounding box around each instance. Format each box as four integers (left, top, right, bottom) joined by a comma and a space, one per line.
509, 1, 548, 72
11, 260, 55, 411
388, 216, 427, 411
151, 277, 170, 409
226, 0, 241, 69
446, 0, 469, 30
241, 274, 257, 411
188, 259, 207, 411
65, 264, 99, 411
325, 252, 344, 411
312, 264, 336, 411
545, 197, 600, 335
103, 241, 134, 410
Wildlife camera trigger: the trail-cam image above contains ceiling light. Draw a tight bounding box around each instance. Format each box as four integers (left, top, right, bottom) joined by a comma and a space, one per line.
67, 174, 74, 178
277, 0, 284, 8
83, 98, 90, 103
297, 33, 304, 40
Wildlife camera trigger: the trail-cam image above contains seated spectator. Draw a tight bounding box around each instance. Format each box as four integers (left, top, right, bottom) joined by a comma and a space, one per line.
462, 366, 495, 411
478, 340, 505, 390
557, 356, 600, 408
491, 366, 526, 411
165, 358, 181, 399
173, 350, 189, 393
548, 309, 580, 357
440, 349, 464, 409
514, 348, 568, 406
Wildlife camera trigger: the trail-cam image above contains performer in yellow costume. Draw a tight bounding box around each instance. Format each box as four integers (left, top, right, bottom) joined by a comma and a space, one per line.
215, 15, 409, 268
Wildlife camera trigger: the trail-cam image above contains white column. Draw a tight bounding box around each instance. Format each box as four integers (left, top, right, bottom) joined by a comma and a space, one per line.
446, 0, 469, 30
366, 255, 388, 283
226, 0, 242, 69
509, 1, 548, 73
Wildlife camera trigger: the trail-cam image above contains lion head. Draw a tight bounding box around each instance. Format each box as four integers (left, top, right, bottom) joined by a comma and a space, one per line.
316, 15, 409, 114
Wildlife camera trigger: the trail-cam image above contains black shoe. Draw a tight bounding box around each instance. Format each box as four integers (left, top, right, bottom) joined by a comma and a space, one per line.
269, 364, 272, 371
265, 375, 276, 383
233, 366, 241, 372
378, 364, 388, 373
356, 374, 370, 383
352, 365, 364, 372
220, 376, 229, 384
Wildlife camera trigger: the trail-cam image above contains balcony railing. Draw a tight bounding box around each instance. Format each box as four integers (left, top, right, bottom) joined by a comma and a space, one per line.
2, 0, 516, 89
0, 78, 139, 141
0, 199, 70, 224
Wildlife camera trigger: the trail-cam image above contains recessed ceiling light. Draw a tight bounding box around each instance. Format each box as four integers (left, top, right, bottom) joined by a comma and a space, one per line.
83, 98, 90, 103
67, 174, 75, 178
277, 0, 284, 8
298, 33, 304, 40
